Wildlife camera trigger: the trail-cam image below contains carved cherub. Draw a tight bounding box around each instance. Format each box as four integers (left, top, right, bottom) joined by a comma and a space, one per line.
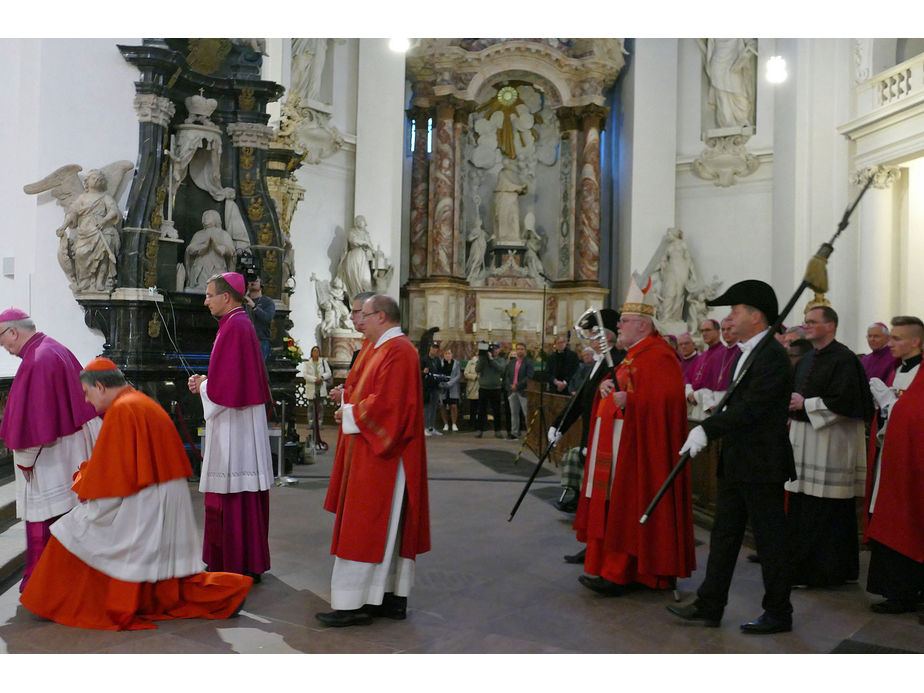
24, 161, 134, 293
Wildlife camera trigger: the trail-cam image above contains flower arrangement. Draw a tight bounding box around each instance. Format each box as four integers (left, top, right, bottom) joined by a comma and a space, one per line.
283, 335, 303, 363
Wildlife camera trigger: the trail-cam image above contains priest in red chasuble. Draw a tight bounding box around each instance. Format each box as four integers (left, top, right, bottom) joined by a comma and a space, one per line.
316, 295, 431, 627
20, 358, 251, 630
577, 276, 695, 595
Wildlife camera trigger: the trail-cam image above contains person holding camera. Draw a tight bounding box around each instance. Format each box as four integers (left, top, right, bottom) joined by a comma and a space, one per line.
475, 342, 507, 438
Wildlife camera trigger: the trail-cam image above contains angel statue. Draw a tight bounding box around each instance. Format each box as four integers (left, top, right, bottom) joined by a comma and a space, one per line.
23, 161, 134, 294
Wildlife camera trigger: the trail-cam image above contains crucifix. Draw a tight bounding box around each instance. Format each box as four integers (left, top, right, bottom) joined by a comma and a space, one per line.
501, 302, 526, 347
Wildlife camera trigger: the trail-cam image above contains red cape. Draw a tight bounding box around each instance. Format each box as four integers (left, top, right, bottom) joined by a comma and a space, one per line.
0, 333, 97, 449
866, 368, 924, 562
602, 335, 695, 582
72, 388, 192, 500
206, 307, 271, 407
323, 335, 430, 562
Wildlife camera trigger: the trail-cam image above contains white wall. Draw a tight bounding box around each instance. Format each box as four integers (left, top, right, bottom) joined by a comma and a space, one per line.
0, 39, 139, 377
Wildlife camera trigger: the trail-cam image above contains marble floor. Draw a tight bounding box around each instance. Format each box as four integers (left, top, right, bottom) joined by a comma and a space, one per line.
0, 424, 921, 676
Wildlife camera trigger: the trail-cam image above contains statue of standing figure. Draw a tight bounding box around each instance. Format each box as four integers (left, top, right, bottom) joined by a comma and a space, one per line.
699, 38, 758, 130
184, 210, 237, 292
492, 158, 527, 245
336, 215, 375, 300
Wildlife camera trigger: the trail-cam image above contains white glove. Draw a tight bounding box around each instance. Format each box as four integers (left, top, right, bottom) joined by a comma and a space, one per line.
547, 427, 563, 445
869, 378, 897, 416
685, 383, 694, 397
679, 425, 708, 458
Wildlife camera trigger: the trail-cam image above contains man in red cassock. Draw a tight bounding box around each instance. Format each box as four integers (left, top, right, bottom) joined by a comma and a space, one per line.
865, 315, 924, 614
316, 294, 431, 627
576, 276, 695, 595
20, 358, 250, 630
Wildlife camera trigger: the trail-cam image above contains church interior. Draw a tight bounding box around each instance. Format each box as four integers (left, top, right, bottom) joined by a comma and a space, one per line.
1, 20, 924, 676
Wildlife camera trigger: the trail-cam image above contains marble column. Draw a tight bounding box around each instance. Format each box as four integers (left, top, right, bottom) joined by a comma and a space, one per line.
556, 107, 579, 281
408, 106, 431, 280
452, 106, 471, 279
575, 105, 607, 283
856, 165, 900, 325
428, 100, 456, 277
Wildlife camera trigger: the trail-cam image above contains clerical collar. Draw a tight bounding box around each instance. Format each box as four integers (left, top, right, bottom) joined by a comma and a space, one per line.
900, 353, 922, 372
374, 325, 403, 349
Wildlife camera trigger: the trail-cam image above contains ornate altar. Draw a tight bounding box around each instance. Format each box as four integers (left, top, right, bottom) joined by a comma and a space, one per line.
402, 39, 625, 357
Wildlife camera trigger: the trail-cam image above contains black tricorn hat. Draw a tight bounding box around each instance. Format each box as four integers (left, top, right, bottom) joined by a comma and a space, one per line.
577, 308, 620, 333
706, 280, 779, 324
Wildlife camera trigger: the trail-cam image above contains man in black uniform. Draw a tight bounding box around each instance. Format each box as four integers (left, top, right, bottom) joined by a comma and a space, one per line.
547, 334, 580, 394
667, 280, 796, 634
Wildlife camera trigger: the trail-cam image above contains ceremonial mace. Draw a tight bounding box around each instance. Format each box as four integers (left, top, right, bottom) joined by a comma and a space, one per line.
508, 307, 614, 521
639, 174, 875, 525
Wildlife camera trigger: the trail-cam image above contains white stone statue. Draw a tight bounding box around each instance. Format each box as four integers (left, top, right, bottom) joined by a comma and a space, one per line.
655, 227, 697, 324
312, 273, 351, 337
23, 161, 134, 294
336, 215, 375, 300
699, 38, 758, 130
183, 210, 236, 292
646, 227, 723, 335
492, 158, 527, 245
291, 38, 330, 104
465, 217, 489, 282
522, 216, 545, 280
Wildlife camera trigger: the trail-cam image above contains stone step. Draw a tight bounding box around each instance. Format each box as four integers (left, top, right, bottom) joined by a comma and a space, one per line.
0, 482, 24, 587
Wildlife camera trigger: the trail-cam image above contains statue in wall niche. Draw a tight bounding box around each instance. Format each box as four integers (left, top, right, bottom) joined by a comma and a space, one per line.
492, 158, 527, 245
465, 218, 490, 282
183, 210, 236, 292
699, 38, 758, 129
23, 161, 134, 294
336, 215, 375, 300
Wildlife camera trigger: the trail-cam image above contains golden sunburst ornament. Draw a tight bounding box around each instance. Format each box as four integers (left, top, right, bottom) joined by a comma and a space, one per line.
497, 85, 519, 106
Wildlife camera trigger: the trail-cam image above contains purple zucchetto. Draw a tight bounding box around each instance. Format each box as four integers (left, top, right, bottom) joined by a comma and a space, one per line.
0, 308, 30, 323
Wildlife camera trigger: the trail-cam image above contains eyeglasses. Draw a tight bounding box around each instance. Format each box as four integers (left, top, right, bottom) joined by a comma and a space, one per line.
0, 327, 11, 338
360, 310, 381, 319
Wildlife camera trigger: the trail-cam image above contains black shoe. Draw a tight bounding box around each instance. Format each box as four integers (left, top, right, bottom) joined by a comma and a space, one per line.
315, 609, 374, 627
244, 572, 262, 584
871, 599, 916, 614
564, 548, 586, 564
740, 613, 792, 634
666, 602, 722, 627
746, 553, 760, 564
364, 594, 407, 620
507, 433, 517, 439
555, 499, 578, 513
578, 575, 628, 596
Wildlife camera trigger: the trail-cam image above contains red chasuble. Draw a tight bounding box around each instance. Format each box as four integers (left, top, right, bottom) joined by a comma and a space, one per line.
600, 335, 695, 587
323, 335, 430, 563
866, 368, 924, 562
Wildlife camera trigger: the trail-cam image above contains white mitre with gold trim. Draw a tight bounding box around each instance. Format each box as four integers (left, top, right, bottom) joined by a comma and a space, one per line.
619, 273, 658, 318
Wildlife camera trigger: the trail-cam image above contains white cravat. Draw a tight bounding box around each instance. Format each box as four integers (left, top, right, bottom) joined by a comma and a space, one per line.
732, 328, 769, 381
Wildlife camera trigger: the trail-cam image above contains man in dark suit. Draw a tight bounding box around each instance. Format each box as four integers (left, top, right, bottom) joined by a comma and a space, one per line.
667, 280, 796, 634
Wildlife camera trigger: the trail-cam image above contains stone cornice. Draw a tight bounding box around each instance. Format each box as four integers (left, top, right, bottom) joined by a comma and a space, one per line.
226, 121, 276, 149
133, 93, 176, 127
